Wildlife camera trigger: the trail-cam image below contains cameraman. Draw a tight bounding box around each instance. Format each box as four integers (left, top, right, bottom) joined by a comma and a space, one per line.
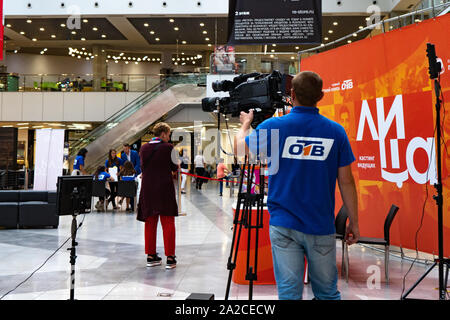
234, 71, 359, 300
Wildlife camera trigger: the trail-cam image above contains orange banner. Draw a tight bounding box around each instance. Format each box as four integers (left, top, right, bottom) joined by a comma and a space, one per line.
301, 14, 450, 256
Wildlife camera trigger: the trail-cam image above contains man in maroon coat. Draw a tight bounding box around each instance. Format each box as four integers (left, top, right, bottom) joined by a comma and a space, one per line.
137, 122, 179, 269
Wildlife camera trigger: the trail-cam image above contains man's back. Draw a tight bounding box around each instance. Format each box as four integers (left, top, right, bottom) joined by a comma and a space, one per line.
246, 106, 355, 235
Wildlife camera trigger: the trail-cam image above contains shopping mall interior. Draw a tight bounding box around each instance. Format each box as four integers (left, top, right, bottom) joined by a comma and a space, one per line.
0, 0, 449, 302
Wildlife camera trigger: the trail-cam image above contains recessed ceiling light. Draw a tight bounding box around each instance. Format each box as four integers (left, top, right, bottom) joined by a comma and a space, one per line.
328, 30, 333, 33
295, 46, 299, 50
81, 37, 86, 41
14, 50, 18, 53
365, 17, 370, 21
200, 23, 205, 27
125, 61, 129, 64
169, 19, 175, 23
20, 31, 25, 35
359, 26, 364, 30
347, 40, 352, 43
144, 23, 149, 27
324, 37, 329, 40
32, 38, 37, 41
150, 31, 155, 34
115, 60, 119, 63
51, 34, 56, 38
205, 38, 210, 41
182, 40, 187, 44
333, 22, 338, 26
83, 19, 88, 23
27, 19, 32, 23
155, 38, 160, 41
174, 27, 179, 31
353, 33, 357, 37
207, 44, 212, 47
202, 30, 207, 34
101, 34, 106, 38
271, 49, 275, 52
60, 23, 66, 27
272, 44, 276, 47
40, 27, 45, 31
6, 24, 11, 28
92, 27, 98, 31
71, 31, 76, 35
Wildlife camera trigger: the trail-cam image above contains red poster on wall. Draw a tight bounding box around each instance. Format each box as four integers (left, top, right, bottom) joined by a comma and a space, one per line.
301, 14, 450, 256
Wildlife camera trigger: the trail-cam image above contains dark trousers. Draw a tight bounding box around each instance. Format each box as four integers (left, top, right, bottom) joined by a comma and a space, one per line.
109, 182, 118, 207
195, 167, 205, 189
99, 188, 111, 202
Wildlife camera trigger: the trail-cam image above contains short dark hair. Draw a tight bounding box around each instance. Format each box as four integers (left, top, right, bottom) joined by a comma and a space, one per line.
123, 143, 130, 148
292, 71, 323, 107
77, 148, 88, 157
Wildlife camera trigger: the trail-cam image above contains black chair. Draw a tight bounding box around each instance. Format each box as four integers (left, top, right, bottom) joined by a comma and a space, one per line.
335, 205, 349, 276
117, 181, 137, 211
344, 204, 400, 283
117, 181, 137, 198
92, 180, 106, 211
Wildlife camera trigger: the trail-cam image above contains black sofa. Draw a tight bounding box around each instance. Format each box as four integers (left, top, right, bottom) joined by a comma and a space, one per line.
0, 190, 59, 229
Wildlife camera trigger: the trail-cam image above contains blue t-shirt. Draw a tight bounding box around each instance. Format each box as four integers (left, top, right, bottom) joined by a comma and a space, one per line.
121, 174, 136, 181
105, 158, 122, 169
245, 106, 355, 235
97, 172, 111, 181
73, 155, 85, 170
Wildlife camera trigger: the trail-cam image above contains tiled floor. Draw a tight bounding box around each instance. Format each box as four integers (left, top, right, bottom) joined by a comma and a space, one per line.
0, 181, 445, 300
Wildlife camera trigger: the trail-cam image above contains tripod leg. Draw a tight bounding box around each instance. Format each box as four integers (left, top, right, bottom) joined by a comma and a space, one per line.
401, 262, 437, 300
445, 263, 449, 294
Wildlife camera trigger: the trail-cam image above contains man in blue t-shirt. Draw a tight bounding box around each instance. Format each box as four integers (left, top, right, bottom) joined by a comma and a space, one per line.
235, 71, 359, 300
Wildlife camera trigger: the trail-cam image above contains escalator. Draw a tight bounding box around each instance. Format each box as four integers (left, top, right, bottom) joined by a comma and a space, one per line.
69, 74, 206, 172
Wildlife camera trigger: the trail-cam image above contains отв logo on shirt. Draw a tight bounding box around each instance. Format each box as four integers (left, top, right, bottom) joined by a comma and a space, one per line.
282, 137, 334, 161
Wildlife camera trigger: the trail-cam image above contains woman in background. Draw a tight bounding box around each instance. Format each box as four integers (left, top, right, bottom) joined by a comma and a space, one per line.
118, 160, 137, 212
94, 165, 114, 212
72, 148, 88, 176
179, 149, 189, 194
105, 149, 121, 210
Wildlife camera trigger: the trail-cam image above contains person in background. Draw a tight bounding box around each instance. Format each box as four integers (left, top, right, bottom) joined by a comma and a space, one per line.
94, 165, 114, 212
120, 143, 141, 211
217, 158, 229, 197
179, 149, 189, 194
118, 160, 137, 212
105, 149, 121, 210
137, 123, 179, 269
194, 151, 206, 190
72, 148, 88, 176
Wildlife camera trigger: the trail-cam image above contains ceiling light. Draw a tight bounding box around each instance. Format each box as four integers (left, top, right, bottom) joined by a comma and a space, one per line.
169, 19, 174, 23
328, 30, 333, 34
40, 27, 45, 31
347, 40, 352, 43
291, 56, 295, 60
135, 62, 138, 64
27, 19, 32, 23
43, 48, 47, 51
156, 58, 160, 61
125, 61, 129, 64
6, 24, 11, 28
32, 38, 37, 41
81, 37, 86, 41
270, 54, 274, 58
272, 44, 276, 47
92, 27, 98, 31
182, 40, 187, 44
205, 38, 210, 41
353, 33, 357, 37
144, 23, 149, 27
83, 19, 88, 23
271, 49, 275, 52
115, 60, 119, 63
51, 34, 56, 38
174, 27, 179, 31
365, 17, 370, 21
295, 46, 299, 50
71, 31, 76, 34
20, 31, 25, 35
200, 23, 205, 27
202, 30, 207, 34
207, 44, 212, 47
150, 30, 155, 34
155, 38, 160, 41
60, 23, 66, 27
101, 34, 106, 38
14, 50, 18, 53
359, 26, 364, 30
40, 51, 45, 55
333, 22, 338, 26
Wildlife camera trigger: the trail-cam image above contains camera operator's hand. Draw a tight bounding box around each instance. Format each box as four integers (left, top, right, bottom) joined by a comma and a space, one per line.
345, 222, 360, 246
240, 110, 254, 127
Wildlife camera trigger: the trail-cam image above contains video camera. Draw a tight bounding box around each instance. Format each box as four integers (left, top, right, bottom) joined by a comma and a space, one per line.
202, 71, 292, 128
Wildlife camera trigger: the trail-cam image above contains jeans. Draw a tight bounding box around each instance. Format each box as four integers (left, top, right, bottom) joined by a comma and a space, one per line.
219, 180, 223, 194
269, 225, 340, 300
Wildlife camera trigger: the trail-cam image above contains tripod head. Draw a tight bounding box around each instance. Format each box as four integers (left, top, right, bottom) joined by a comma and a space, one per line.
426, 43, 442, 80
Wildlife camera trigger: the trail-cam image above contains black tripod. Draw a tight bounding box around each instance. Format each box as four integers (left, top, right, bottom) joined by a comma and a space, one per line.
225, 156, 265, 300
402, 43, 449, 300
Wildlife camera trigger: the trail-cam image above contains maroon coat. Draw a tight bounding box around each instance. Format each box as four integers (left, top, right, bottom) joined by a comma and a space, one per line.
137, 141, 179, 222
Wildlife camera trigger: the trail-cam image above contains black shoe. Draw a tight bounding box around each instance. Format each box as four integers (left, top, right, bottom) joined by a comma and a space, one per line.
147, 254, 162, 267
166, 256, 177, 269
219, 193, 222, 196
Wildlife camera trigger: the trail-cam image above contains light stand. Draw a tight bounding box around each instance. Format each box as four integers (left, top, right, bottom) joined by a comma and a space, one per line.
402, 43, 449, 300
68, 189, 81, 301
225, 155, 265, 300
